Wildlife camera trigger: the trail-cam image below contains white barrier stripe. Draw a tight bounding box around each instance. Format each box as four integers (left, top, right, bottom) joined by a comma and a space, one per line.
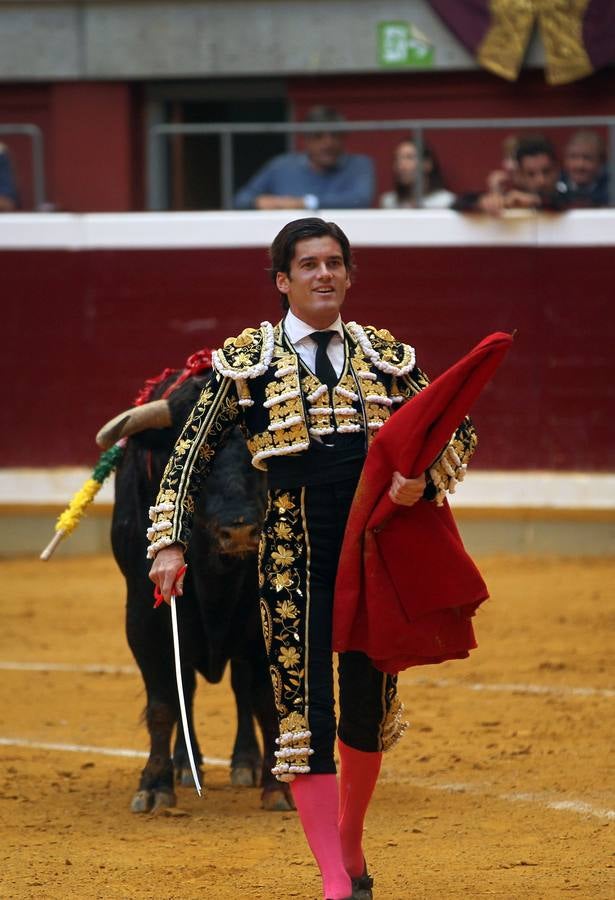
400, 676, 615, 699
0, 737, 146, 758
1, 210, 615, 250
381, 775, 615, 821
500, 793, 615, 820
3, 468, 615, 509
0, 736, 228, 768
2, 736, 612, 822
0, 661, 139, 675
3, 662, 613, 699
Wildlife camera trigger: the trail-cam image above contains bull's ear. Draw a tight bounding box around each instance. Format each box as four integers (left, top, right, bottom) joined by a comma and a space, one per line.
96, 399, 172, 449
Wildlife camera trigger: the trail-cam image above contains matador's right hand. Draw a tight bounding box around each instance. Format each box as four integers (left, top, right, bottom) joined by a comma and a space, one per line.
149, 544, 186, 605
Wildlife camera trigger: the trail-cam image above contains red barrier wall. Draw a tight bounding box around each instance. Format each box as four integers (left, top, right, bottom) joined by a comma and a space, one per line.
0, 82, 141, 212
4, 242, 612, 471
49, 83, 140, 213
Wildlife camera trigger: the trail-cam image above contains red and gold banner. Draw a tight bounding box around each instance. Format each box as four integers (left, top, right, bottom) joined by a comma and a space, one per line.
429, 0, 615, 84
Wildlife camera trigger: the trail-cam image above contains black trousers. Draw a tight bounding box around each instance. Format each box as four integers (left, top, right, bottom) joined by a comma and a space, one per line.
259, 477, 403, 778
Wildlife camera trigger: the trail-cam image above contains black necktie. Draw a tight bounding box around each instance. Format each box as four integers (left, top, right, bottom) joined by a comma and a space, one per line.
310, 330, 338, 390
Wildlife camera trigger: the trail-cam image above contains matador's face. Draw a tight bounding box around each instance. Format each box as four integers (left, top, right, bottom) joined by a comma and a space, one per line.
276, 236, 351, 330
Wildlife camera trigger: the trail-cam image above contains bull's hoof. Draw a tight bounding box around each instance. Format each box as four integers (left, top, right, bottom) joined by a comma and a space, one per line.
131, 787, 178, 814
130, 789, 154, 813
151, 789, 177, 813
176, 766, 203, 789
261, 787, 295, 812
231, 764, 258, 788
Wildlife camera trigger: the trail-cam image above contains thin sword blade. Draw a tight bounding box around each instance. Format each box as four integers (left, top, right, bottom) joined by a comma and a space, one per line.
170, 594, 203, 797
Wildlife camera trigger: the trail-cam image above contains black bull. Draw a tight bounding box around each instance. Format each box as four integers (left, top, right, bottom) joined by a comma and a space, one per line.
108, 372, 292, 812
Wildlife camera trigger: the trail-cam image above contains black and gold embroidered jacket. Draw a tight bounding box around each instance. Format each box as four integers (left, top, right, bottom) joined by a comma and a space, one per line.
146, 321, 477, 558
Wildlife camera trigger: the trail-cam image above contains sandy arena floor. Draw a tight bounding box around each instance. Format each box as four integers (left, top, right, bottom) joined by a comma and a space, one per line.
0, 554, 613, 899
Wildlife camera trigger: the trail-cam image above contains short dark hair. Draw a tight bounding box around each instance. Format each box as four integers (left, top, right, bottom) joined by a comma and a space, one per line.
304, 105, 345, 125
269, 217, 354, 310
515, 135, 557, 167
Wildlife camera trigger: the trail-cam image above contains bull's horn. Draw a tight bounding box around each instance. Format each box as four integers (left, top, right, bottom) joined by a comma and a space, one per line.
96, 399, 172, 449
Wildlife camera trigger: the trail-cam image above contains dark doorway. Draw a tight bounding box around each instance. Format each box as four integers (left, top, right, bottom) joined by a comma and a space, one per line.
165, 97, 288, 210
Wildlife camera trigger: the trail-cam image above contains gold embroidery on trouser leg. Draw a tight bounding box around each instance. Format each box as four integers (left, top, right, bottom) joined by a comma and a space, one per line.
260, 600, 273, 656
269, 666, 284, 713
273, 710, 314, 782
379, 675, 408, 751
259, 488, 314, 780
300, 487, 312, 731
376, 671, 388, 745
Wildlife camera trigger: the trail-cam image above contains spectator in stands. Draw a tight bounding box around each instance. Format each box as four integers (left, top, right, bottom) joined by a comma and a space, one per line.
454, 135, 566, 215
379, 138, 455, 209
233, 105, 374, 210
556, 129, 609, 207
0, 143, 18, 211
485, 135, 521, 195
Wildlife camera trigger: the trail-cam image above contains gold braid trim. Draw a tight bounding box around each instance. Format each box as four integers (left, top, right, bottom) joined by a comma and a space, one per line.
477, 0, 593, 85
537, 0, 593, 86
147, 377, 240, 557
429, 420, 478, 506
346, 322, 416, 377
381, 696, 408, 752
477, 0, 536, 81
272, 711, 314, 782
212, 321, 275, 380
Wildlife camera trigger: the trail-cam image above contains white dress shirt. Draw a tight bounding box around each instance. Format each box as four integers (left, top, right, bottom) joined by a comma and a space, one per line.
283, 309, 345, 378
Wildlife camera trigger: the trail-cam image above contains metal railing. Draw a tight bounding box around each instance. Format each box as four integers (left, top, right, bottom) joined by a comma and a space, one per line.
148, 115, 615, 211
0, 124, 46, 209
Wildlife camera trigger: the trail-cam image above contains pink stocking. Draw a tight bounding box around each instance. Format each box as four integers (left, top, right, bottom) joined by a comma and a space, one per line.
338, 738, 382, 878
290, 774, 352, 899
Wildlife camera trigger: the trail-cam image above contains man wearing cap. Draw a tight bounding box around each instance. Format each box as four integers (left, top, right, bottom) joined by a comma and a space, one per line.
149, 218, 476, 899
234, 106, 375, 210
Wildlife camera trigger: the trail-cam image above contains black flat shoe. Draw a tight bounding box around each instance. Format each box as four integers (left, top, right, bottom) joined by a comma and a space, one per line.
351, 866, 374, 900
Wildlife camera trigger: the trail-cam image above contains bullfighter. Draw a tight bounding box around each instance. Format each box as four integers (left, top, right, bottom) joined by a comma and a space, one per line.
149, 217, 476, 900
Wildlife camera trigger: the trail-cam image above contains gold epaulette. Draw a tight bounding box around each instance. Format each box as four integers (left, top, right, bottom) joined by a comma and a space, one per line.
211, 321, 275, 381
346, 322, 416, 377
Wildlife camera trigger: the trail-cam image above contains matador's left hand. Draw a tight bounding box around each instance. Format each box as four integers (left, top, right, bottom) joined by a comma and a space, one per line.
389, 471, 426, 506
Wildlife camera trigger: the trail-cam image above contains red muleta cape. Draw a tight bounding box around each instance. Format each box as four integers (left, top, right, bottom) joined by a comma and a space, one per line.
333, 332, 513, 674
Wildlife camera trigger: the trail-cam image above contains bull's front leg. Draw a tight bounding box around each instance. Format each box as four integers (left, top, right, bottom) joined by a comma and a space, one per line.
171, 665, 203, 788
229, 657, 262, 787
137, 697, 177, 812
126, 600, 180, 813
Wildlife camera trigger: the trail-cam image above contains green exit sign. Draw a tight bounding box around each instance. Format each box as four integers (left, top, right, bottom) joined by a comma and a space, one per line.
378, 21, 435, 68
